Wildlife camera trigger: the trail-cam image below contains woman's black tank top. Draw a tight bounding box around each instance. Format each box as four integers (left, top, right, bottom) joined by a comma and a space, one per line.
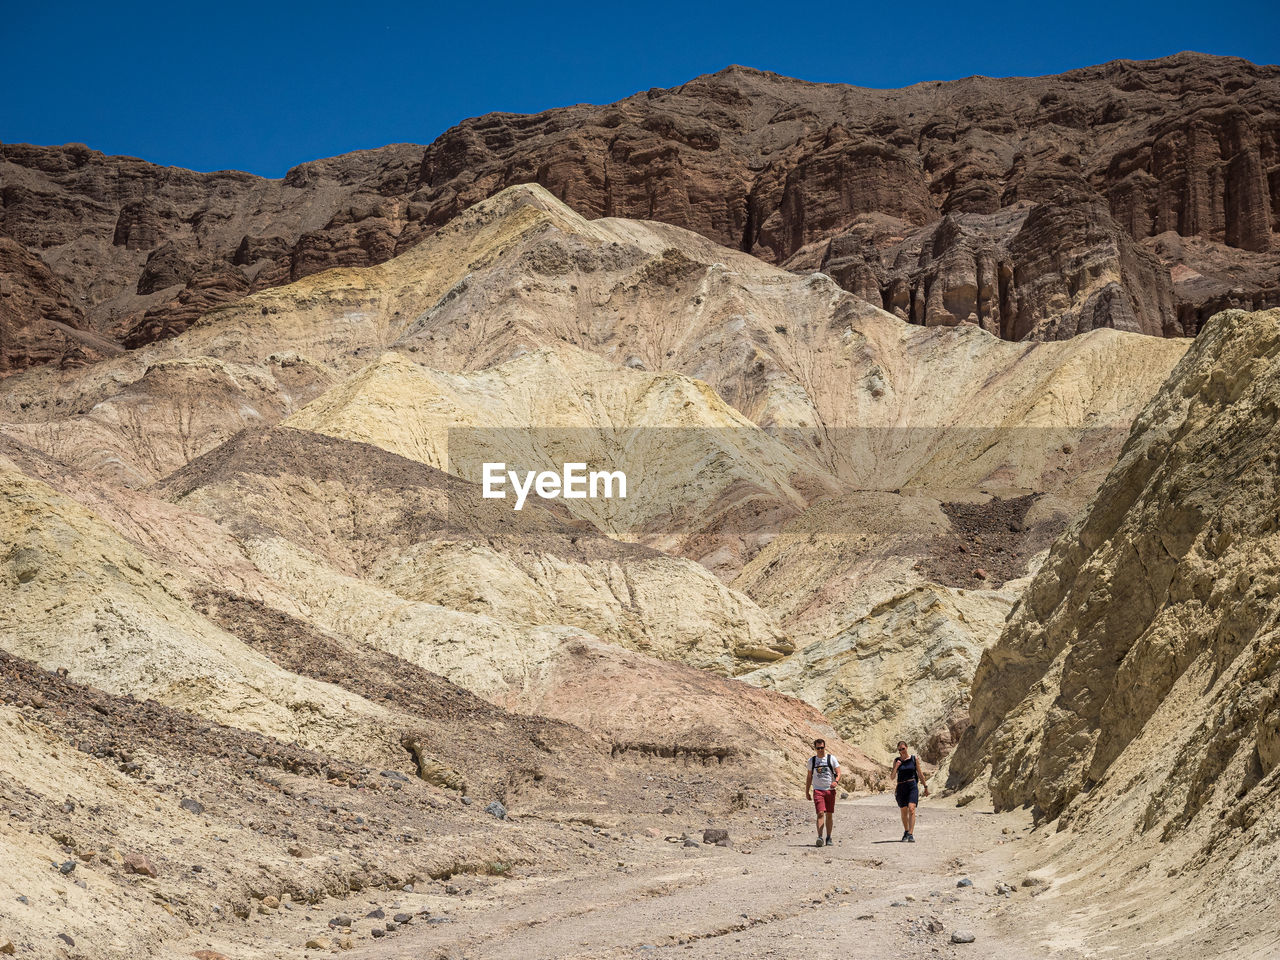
896, 755, 917, 783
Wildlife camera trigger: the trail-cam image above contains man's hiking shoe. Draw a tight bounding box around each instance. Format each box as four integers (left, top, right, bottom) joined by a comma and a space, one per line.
825, 836, 835, 845
902, 831, 910, 842
907, 833, 916, 842
815, 837, 825, 847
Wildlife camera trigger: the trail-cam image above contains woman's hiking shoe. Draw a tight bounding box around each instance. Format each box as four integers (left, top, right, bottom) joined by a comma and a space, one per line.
902, 831, 910, 842
907, 833, 916, 842
815, 837, 825, 847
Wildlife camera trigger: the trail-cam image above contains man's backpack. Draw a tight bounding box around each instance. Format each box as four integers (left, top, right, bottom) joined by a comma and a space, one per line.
809, 755, 836, 778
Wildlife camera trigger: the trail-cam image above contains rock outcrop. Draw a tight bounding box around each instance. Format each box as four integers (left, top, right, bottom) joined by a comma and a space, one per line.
0, 185, 1187, 504
3, 160, 1269, 955
0, 238, 112, 372
156, 426, 796, 677
786, 196, 1180, 339
0, 184, 1186, 687
3, 53, 1277, 372
949, 307, 1280, 933
0, 140, 427, 369
0, 437, 857, 791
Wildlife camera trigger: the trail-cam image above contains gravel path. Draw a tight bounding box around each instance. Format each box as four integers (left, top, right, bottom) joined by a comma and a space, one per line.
349, 796, 1079, 960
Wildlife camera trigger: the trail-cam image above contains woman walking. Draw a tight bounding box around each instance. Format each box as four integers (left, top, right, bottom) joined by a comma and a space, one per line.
892, 741, 929, 841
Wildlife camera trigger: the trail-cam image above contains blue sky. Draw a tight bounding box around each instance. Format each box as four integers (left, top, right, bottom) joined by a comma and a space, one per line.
3, 0, 1277, 177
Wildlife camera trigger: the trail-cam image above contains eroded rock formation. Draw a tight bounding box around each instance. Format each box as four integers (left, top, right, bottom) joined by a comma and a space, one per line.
0, 183, 1188, 768
949, 307, 1280, 921
0, 237, 106, 372
3, 53, 1278, 372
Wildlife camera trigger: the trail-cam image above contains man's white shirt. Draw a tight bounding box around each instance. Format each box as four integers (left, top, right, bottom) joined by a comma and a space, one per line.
808, 754, 839, 790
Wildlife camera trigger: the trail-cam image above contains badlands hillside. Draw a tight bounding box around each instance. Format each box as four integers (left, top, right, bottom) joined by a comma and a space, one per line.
2, 52, 1279, 376
0, 183, 1188, 750
0, 171, 1225, 958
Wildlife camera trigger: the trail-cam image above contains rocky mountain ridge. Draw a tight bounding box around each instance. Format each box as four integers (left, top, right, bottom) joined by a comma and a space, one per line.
3, 52, 1278, 374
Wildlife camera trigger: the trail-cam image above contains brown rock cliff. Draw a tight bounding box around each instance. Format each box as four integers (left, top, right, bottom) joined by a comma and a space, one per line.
2, 53, 1278, 371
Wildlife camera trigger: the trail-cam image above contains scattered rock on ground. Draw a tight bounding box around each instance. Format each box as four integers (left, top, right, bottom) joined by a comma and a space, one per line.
123, 853, 158, 878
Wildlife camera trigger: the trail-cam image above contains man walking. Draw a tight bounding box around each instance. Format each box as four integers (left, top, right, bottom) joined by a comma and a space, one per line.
804, 738, 840, 847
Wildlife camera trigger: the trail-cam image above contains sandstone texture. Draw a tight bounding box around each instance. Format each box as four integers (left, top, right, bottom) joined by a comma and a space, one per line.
3, 53, 1278, 374
746, 581, 1023, 763
783, 197, 1181, 340
949, 308, 1280, 945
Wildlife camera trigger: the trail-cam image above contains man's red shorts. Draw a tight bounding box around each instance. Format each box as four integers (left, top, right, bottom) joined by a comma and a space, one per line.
812, 788, 836, 814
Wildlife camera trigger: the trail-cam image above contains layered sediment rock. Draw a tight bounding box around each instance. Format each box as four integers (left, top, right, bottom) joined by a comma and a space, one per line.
746, 582, 1021, 763
0, 238, 107, 372
787, 196, 1181, 338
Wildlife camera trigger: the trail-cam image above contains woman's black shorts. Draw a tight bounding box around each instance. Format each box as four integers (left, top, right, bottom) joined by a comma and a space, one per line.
895, 782, 919, 808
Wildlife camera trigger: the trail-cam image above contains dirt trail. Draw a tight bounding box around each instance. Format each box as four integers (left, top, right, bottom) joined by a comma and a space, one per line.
340, 797, 1071, 960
